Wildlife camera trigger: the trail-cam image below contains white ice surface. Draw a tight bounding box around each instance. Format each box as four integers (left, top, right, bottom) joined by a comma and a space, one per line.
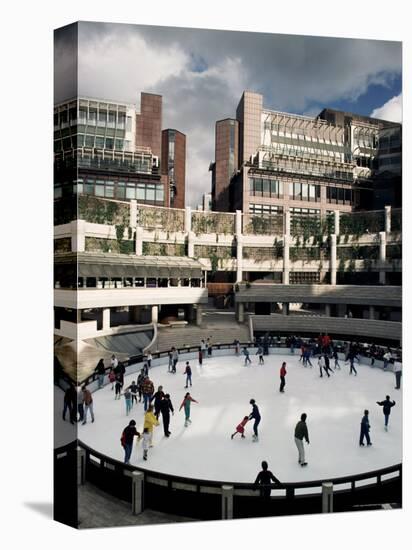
78, 353, 402, 483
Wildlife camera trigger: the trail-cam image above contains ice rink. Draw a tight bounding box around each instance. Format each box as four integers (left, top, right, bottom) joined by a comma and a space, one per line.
78, 352, 402, 483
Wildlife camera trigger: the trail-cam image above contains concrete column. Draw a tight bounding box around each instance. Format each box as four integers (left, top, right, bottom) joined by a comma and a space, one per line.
196, 304, 203, 326
72, 219, 86, 252
369, 305, 376, 320
282, 302, 289, 316
283, 235, 290, 285
325, 304, 331, 317
385, 205, 391, 234
235, 210, 242, 235
151, 305, 159, 324
221, 485, 234, 520
188, 231, 195, 258
102, 308, 111, 330
135, 226, 143, 256
236, 239, 243, 283
132, 471, 144, 515
379, 231, 386, 285
185, 206, 192, 233
77, 446, 86, 486
322, 482, 333, 513
284, 210, 291, 236
330, 234, 337, 286
130, 199, 137, 228
334, 210, 340, 236
237, 302, 245, 323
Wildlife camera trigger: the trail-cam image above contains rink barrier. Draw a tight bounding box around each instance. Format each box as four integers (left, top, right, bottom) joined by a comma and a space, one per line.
66, 338, 401, 388
54, 441, 402, 520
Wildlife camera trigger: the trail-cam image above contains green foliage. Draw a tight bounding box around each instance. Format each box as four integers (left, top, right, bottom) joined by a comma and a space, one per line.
78, 195, 130, 225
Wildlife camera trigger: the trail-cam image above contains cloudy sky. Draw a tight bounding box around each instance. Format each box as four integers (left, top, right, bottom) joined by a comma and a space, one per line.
55, 22, 402, 206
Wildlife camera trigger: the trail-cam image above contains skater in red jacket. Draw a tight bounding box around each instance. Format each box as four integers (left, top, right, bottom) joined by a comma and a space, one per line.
231, 416, 249, 439
279, 362, 287, 392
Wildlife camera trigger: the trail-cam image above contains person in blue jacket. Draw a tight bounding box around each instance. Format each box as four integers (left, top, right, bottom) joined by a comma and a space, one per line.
249, 399, 261, 442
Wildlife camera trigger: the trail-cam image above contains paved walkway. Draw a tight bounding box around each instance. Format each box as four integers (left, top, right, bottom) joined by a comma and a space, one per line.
78, 483, 195, 528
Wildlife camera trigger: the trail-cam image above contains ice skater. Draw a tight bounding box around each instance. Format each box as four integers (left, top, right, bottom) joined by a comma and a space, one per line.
179, 392, 198, 427
231, 416, 249, 439
122, 386, 133, 416
303, 347, 313, 367
207, 337, 212, 357
62, 384, 76, 424
183, 362, 192, 387
142, 376, 155, 412
171, 347, 179, 373
294, 413, 309, 466
146, 352, 153, 370
318, 355, 329, 378
249, 399, 261, 442
256, 345, 264, 364
234, 339, 240, 356
94, 358, 106, 389
323, 354, 334, 376
254, 461, 281, 499
160, 394, 174, 437
198, 348, 203, 366
141, 428, 151, 461
126, 380, 139, 406
347, 353, 358, 376
243, 347, 252, 366
143, 405, 159, 447
137, 369, 145, 402
279, 362, 287, 392
393, 362, 402, 389
108, 369, 116, 390
120, 420, 141, 464
376, 396, 396, 431
332, 347, 341, 369
114, 375, 123, 400
151, 385, 165, 419
359, 410, 372, 446
82, 385, 95, 424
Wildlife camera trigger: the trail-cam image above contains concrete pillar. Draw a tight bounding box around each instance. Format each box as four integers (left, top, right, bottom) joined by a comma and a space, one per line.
325, 304, 331, 317
71, 219, 86, 252
322, 482, 333, 513
221, 485, 234, 520
151, 305, 159, 324
385, 205, 391, 234
238, 302, 245, 323
236, 239, 243, 283
330, 234, 337, 286
135, 226, 143, 256
283, 235, 290, 285
185, 206, 192, 233
284, 210, 291, 236
130, 199, 137, 228
282, 302, 289, 316
369, 305, 376, 320
334, 210, 340, 236
188, 231, 195, 258
77, 446, 86, 486
102, 308, 110, 330
379, 231, 386, 285
132, 471, 144, 515
235, 210, 242, 235
196, 304, 203, 326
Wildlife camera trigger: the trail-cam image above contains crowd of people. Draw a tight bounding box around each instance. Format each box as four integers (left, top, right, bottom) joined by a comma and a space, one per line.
62, 334, 401, 497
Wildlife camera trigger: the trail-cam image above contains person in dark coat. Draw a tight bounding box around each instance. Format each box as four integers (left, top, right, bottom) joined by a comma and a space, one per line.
376, 395, 396, 431
62, 384, 76, 424
137, 370, 145, 402
359, 410, 372, 446
294, 413, 309, 466
151, 386, 165, 418
323, 354, 334, 376
120, 420, 141, 464
249, 399, 261, 441
254, 461, 281, 499
159, 393, 174, 436
94, 358, 106, 389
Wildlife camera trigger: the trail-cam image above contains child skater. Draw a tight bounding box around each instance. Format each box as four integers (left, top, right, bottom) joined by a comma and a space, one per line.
231, 416, 249, 439
122, 386, 133, 415
256, 345, 264, 365
114, 375, 123, 400
142, 427, 151, 461
108, 369, 116, 390
243, 347, 252, 366
179, 392, 199, 427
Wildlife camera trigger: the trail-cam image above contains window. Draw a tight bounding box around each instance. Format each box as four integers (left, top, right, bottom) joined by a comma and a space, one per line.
95, 136, 104, 148
78, 107, 87, 123
146, 184, 155, 202
116, 181, 125, 199
77, 134, 85, 147
118, 112, 126, 129
105, 138, 114, 150
85, 134, 95, 147
95, 180, 105, 197
126, 186, 136, 200
136, 184, 145, 200
54, 113, 59, 127
301, 183, 308, 200
115, 139, 123, 150
156, 186, 164, 203
108, 111, 116, 128
88, 109, 97, 125
84, 180, 94, 194
98, 110, 107, 125
263, 179, 270, 195
126, 116, 132, 131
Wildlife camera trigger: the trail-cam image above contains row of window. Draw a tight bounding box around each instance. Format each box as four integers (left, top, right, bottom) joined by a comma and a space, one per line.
326, 187, 352, 204
289, 182, 321, 201
54, 179, 165, 203
249, 204, 283, 215
249, 178, 283, 198
54, 109, 133, 131
54, 135, 131, 152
